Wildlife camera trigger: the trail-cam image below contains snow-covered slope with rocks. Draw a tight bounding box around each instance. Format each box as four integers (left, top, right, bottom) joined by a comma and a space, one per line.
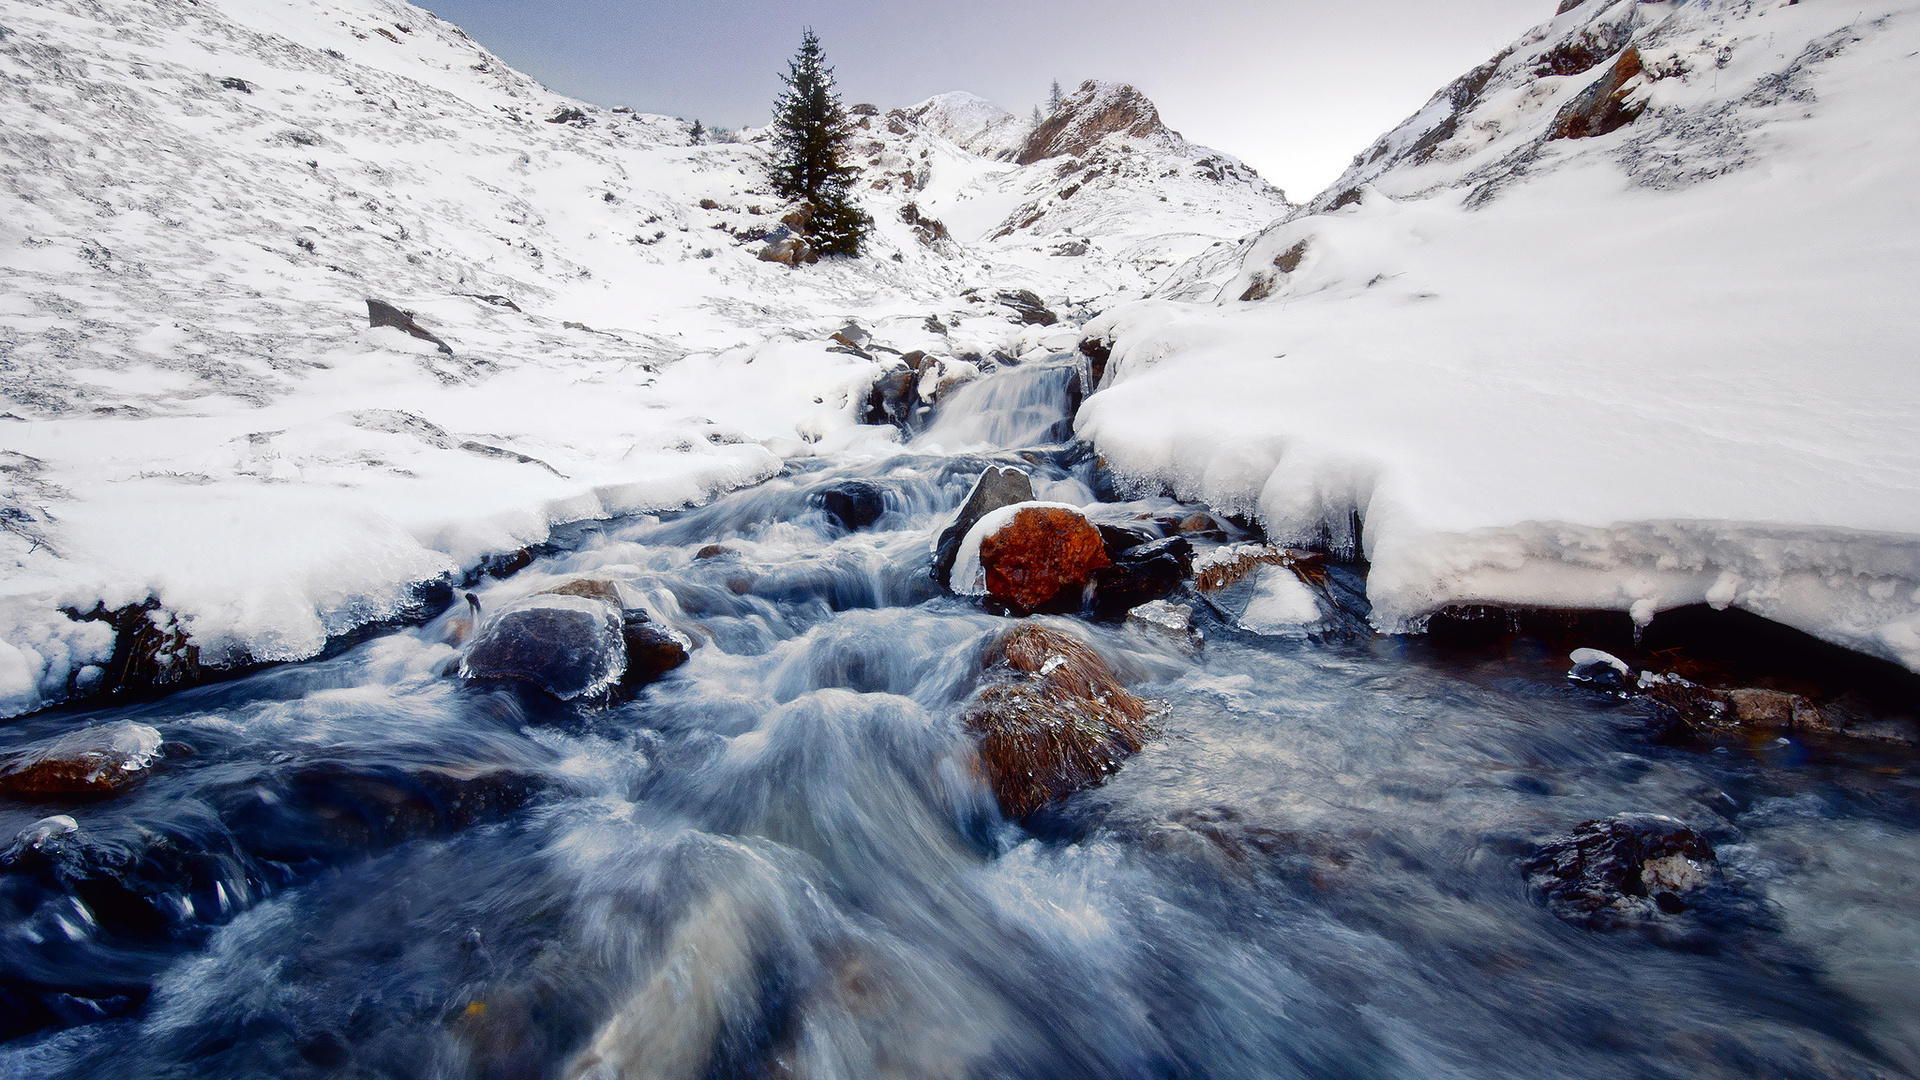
0, 0, 1282, 715
1078, 0, 1920, 670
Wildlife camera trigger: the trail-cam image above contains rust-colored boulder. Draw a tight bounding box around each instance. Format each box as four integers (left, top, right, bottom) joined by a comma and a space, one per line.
1549, 47, 1646, 140
0, 721, 165, 800
960, 623, 1153, 818
974, 505, 1111, 613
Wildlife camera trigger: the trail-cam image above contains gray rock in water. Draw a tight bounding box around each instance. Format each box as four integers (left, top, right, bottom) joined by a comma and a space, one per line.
1523, 813, 1719, 931
366, 298, 453, 355
461, 593, 626, 701
931, 466, 1034, 586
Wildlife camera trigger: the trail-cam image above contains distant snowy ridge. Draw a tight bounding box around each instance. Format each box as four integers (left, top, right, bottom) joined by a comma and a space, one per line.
1081, 0, 1920, 669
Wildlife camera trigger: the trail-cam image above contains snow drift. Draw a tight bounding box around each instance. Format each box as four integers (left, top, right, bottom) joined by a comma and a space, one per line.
1079, 0, 1920, 669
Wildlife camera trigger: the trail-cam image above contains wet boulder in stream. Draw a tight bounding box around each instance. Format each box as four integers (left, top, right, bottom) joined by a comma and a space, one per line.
0, 721, 165, 800
960, 623, 1154, 819
1523, 813, 1722, 932
461, 579, 688, 702
813, 479, 889, 532
932, 466, 1035, 587
953, 503, 1111, 615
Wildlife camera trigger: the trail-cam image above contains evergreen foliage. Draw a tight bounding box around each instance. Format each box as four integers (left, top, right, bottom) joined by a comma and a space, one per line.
768, 28, 869, 257
1047, 79, 1066, 112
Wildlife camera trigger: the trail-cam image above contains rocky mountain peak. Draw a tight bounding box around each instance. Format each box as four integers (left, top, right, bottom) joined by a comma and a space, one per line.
1016, 80, 1171, 165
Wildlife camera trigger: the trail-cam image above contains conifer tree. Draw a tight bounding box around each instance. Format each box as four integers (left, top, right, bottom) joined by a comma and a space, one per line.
1047, 79, 1066, 113
689, 118, 705, 145
768, 28, 870, 257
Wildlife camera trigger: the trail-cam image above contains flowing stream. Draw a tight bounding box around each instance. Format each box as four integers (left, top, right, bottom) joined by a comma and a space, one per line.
3, 359, 1919, 1080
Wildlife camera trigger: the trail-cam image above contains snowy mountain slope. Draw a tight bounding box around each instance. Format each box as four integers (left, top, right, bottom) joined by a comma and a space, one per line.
889, 81, 1291, 295
0, 0, 1279, 715
1078, 0, 1920, 669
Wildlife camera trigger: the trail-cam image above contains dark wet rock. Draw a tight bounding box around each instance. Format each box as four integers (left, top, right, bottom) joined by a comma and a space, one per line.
461, 594, 626, 702
1643, 677, 1846, 741
366, 298, 453, 355
1522, 814, 1719, 931
1549, 46, 1646, 140
972, 504, 1111, 614
0, 721, 165, 800
221, 761, 545, 865
1092, 536, 1193, 617
1096, 523, 1159, 557
960, 623, 1154, 818
60, 599, 202, 701
693, 544, 734, 560
862, 365, 917, 429
813, 479, 889, 532
1077, 336, 1113, 391
932, 466, 1035, 586
619, 612, 691, 691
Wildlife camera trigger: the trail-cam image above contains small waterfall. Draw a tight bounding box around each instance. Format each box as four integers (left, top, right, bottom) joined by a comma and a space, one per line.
915, 362, 1079, 450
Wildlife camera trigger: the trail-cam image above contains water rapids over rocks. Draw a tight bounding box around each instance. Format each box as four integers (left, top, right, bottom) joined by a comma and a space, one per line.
2, 358, 1918, 1079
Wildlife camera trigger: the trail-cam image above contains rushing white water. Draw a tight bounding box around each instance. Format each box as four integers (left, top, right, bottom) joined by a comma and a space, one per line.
2, 359, 1918, 1079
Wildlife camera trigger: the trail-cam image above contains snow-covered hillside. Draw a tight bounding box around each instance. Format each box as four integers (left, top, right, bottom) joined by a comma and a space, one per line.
1080, 0, 1920, 669
0, 0, 1283, 715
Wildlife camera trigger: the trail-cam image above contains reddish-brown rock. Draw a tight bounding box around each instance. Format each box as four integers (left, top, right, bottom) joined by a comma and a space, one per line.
0, 721, 165, 800
1549, 47, 1646, 140
978, 506, 1111, 613
961, 623, 1153, 818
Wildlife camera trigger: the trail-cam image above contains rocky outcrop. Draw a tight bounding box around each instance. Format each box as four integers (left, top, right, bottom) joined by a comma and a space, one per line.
1017, 81, 1171, 165
932, 466, 1035, 586
960, 623, 1153, 818
366, 298, 453, 355
1523, 814, 1720, 931
0, 721, 165, 800
1549, 47, 1646, 140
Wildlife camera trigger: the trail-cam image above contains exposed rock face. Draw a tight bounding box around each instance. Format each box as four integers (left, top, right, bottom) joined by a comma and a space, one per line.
366, 298, 453, 355
0, 721, 165, 799
932, 466, 1035, 586
1523, 814, 1719, 930
962, 504, 1112, 614
1549, 46, 1646, 140
863, 365, 918, 428
1017, 81, 1171, 165
960, 623, 1153, 818
757, 229, 818, 267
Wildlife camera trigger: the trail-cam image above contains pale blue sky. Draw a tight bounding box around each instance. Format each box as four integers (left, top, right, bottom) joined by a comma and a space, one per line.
416, 0, 1553, 197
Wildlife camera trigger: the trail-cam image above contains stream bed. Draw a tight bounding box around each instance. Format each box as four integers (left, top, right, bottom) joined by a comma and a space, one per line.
3, 360, 1918, 1080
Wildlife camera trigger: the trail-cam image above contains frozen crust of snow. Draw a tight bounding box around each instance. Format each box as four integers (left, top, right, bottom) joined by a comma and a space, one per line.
1081, 0, 1920, 670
